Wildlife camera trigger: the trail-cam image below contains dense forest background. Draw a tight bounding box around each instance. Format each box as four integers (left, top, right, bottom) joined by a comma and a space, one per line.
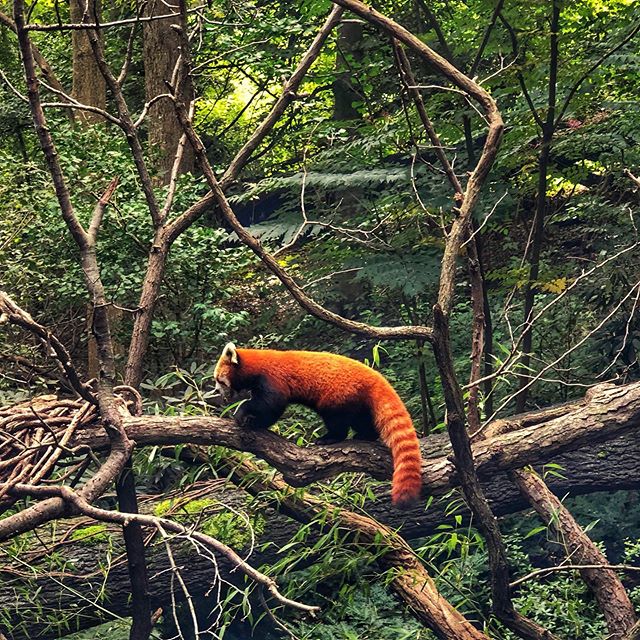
1, 0, 640, 639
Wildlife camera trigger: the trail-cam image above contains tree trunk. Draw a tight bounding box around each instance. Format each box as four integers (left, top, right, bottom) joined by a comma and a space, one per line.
69, 0, 106, 123
333, 18, 364, 120
143, 0, 194, 183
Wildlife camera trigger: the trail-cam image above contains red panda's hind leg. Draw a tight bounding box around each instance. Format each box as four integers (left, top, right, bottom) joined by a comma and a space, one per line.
351, 408, 378, 441
316, 411, 349, 445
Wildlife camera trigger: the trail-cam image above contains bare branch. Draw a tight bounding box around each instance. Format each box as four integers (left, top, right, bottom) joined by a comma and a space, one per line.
5, 482, 320, 614
490, 278, 640, 424
165, 4, 347, 244
0, 291, 94, 403
555, 21, 640, 126
393, 41, 463, 196
80, 10, 161, 227
464, 241, 640, 399
23, 5, 209, 31
13, 2, 88, 250
469, 0, 506, 77
88, 177, 119, 245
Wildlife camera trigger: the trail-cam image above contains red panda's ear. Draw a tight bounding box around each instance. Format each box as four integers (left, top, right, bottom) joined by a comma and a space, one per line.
222, 342, 239, 364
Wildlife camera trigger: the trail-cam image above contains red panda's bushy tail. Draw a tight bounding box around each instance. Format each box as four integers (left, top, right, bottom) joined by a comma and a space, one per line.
374, 390, 423, 508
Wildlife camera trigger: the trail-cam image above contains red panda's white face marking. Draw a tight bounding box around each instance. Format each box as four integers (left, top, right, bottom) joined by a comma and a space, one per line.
214, 342, 238, 400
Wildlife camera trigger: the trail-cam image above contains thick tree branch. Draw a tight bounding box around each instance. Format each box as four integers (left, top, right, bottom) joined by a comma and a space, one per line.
40, 381, 635, 496
2, 381, 638, 539
511, 468, 637, 638
4, 416, 640, 639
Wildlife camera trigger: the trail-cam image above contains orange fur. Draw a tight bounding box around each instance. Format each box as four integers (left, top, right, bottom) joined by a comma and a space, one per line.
215, 345, 423, 507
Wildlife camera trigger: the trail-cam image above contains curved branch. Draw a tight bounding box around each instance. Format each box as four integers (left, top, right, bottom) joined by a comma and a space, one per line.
164, 5, 346, 242
5, 483, 319, 615
170, 14, 434, 341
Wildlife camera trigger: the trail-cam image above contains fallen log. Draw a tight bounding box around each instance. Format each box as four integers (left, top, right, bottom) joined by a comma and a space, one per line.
2, 429, 640, 638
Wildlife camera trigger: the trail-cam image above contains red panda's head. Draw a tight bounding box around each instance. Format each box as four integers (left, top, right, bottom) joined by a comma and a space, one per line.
214, 342, 240, 400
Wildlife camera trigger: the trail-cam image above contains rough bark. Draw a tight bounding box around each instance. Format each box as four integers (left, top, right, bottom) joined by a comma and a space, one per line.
511, 468, 637, 639
0, 383, 640, 510
47, 380, 639, 496
69, 0, 106, 123
142, 0, 194, 183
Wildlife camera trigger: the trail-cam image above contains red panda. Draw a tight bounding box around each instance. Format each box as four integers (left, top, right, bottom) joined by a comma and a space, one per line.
214, 343, 423, 507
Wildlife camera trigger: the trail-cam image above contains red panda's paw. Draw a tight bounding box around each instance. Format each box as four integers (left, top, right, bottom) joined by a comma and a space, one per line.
235, 413, 257, 429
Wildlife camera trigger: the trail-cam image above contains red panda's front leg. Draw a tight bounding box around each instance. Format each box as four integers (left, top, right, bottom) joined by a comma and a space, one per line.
235, 380, 287, 430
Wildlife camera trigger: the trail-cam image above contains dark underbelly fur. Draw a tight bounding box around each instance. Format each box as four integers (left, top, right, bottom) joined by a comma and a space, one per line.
236, 379, 378, 444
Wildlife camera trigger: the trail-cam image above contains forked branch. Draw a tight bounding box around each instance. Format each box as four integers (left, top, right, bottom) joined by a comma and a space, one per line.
4, 482, 319, 615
